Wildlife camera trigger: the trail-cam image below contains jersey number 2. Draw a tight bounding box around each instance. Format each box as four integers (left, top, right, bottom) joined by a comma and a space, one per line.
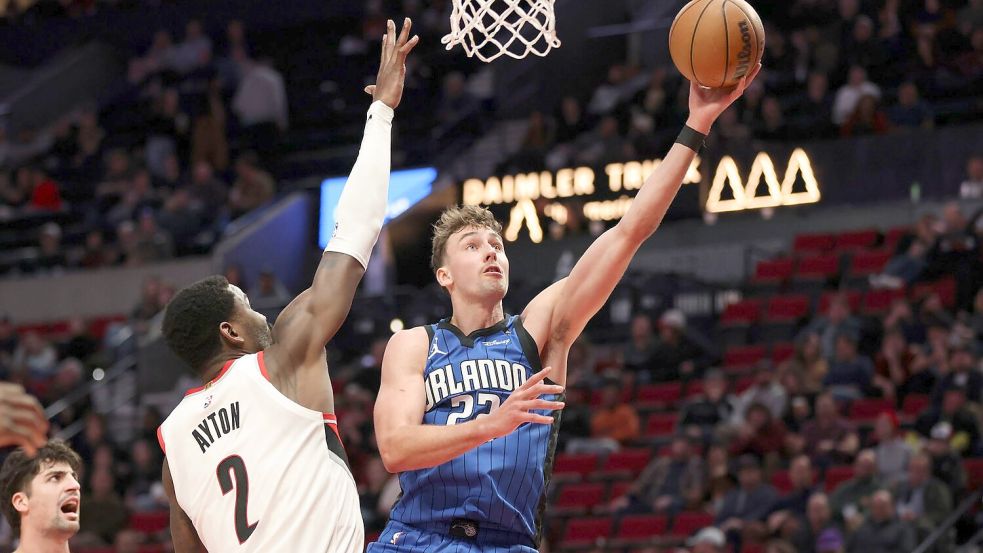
217, 455, 259, 544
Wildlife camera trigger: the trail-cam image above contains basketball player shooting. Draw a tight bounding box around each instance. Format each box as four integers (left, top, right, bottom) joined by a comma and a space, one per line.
371, 65, 762, 552
156, 19, 418, 553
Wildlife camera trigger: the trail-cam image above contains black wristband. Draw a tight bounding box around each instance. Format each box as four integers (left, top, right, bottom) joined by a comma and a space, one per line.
675, 124, 707, 153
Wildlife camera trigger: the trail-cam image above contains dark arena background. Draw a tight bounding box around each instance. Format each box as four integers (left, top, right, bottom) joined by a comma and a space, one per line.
0, 0, 982, 551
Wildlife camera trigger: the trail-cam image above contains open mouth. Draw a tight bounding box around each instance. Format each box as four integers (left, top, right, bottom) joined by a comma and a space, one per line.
483, 266, 503, 276
60, 498, 79, 517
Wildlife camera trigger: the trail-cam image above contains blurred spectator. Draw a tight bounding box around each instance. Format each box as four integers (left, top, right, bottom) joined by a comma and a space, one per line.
829, 450, 882, 525
27, 168, 63, 211
840, 94, 889, 137
832, 66, 881, 126
229, 153, 275, 217
121, 439, 163, 512
915, 386, 981, 455
650, 309, 716, 380
715, 455, 779, 545
622, 314, 658, 381
588, 379, 640, 450
924, 421, 968, 497
60, 317, 98, 363
223, 263, 246, 290
779, 331, 829, 395
113, 529, 143, 553
732, 369, 787, 423
12, 331, 57, 381
587, 65, 629, 116
145, 88, 189, 175
679, 370, 737, 440
191, 78, 229, 172
133, 210, 174, 264
931, 343, 982, 404
755, 96, 789, 140
172, 19, 213, 74
823, 331, 873, 400
871, 329, 918, 400
729, 402, 788, 462
805, 294, 861, 361
815, 527, 847, 553
893, 452, 952, 548
233, 57, 288, 153
844, 490, 914, 553
609, 435, 704, 515
887, 81, 933, 130
434, 72, 479, 138
78, 230, 115, 269
77, 468, 128, 545
791, 72, 836, 139
188, 160, 228, 217
131, 276, 162, 323
869, 411, 911, 487
768, 455, 817, 520
27, 222, 68, 275
158, 189, 204, 251
574, 116, 632, 166
688, 527, 727, 553
797, 393, 859, 466
959, 155, 983, 199
554, 96, 587, 144
790, 493, 840, 553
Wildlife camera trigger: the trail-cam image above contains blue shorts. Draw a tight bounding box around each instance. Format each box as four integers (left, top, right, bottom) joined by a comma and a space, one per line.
367, 521, 538, 553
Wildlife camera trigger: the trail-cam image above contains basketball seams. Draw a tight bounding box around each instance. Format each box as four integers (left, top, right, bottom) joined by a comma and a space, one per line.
689, 0, 717, 87
721, 0, 730, 88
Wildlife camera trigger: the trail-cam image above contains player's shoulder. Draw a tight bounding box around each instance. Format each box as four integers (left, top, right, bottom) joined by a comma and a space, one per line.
388, 326, 429, 350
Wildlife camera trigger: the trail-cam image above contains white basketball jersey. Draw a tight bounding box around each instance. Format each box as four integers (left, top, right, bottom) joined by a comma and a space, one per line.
158, 352, 363, 552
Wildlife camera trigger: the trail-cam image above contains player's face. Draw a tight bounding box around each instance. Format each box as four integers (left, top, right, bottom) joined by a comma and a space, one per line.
15, 461, 81, 537
229, 285, 273, 351
439, 227, 509, 300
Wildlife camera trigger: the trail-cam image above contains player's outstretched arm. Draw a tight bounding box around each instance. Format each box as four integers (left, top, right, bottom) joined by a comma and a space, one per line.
162, 459, 206, 553
522, 64, 762, 381
374, 328, 564, 472
267, 20, 419, 373
0, 383, 48, 455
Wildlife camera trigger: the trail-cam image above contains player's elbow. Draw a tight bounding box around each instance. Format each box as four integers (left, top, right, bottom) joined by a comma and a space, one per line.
376, 431, 410, 473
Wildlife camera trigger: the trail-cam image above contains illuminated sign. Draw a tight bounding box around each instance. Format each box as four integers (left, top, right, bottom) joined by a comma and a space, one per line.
461, 149, 820, 242
319, 167, 437, 248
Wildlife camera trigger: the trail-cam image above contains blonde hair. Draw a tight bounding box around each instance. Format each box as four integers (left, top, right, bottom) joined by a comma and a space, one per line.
430, 205, 503, 272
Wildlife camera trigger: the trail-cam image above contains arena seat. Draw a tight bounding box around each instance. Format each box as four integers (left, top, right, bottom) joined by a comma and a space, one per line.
964, 458, 983, 490
609, 481, 633, 501
861, 288, 907, 315
793, 254, 841, 283
793, 233, 836, 254
671, 511, 714, 537
846, 250, 892, 280
824, 465, 856, 491
901, 394, 930, 419
560, 516, 613, 548
849, 398, 894, 424
553, 482, 607, 515
818, 290, 862, 315
760, 295, 811, 342
750, 258, 794, 289
834, 229, 879, 252
635, 382, 682, 408
553, 453, 600, 481
771, 342, 796, 365
644, 413, 678, 438
911, 277, 957, 308
734, 376, 756, 393
129, 511, 169, 533
614, 514, 669, 544
719, 299, 762, 347
882, 226, 910, 251
594, 449, 652, 480
723, 345, 767, 373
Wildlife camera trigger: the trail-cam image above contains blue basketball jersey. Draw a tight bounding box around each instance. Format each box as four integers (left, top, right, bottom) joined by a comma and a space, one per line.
387, 315, 561, 548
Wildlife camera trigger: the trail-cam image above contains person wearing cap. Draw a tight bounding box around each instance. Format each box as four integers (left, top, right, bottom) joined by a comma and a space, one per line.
715, 455, 778, 549
844, 490, 915, 552
924, 421, 968, 498
650, 308, 717, 381
823, 331, 873, 401
688, 526, 726, 553
609, 434, 704, 515
893, 451, 953, 550
915, 384, 981, 455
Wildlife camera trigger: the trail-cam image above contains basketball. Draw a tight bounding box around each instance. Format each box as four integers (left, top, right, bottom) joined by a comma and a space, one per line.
668, 0, 765, 88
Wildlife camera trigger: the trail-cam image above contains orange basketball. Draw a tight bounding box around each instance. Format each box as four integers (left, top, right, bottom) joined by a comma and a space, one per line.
668, 0, 765, 88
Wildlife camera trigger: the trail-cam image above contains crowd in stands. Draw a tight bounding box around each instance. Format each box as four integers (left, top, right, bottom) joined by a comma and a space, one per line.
498, 0, 983, 175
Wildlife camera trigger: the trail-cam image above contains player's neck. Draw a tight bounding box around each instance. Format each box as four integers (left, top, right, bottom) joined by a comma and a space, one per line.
448, 299, 505, 335
200, 353, 243, 384
14, 528, 72, 553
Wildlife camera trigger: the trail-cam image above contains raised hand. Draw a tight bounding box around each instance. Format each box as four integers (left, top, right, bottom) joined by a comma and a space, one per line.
364, 18, 420, 110
0, 383, 48, 455
482, 367, 564, 439
687, 62, 762, 133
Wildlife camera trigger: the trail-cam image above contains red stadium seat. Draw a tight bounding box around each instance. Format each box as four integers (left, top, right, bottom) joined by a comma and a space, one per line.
720, 299, 762, 325
138, 546, 165, 553
771, 342, 796, 365
824, 465, 856, 491
671, 511, 714, 537
723, 345, 767, 372
793, 233, 836, 254
596, 449, 652, 480
964, 458, 983, 490
553, 483, 608, 514
794, 254, 841, 281
883, 226, 910, 250
590, 387, 633, 407
911, 277, 957, 308
901, 394, 930, 419
765, 295, 811, 322
636, 382, 682, 408
849, 398, 894, 424
818, 290, 862, 315
685, 380, 705, 398
645, 413, 678, 438
734, 377, 756, 393
610, 481, 633, 501
771, 470, 793, 493
561, 517, 613, 547
847, 250, 892, 277
553, 453, 600, 481
129, 511, 169, 533
835, 229, 879, 252
615, 514, 669, 543
861, 288, 906, 315
751, 258, 794, 286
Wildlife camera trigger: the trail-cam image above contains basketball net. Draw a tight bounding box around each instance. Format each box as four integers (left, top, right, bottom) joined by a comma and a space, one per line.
441, 0, 561, 62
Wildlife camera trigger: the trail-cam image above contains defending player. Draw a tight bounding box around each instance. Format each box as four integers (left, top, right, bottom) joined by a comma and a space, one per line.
157, 19, 418, 552
371, 64, 762, 552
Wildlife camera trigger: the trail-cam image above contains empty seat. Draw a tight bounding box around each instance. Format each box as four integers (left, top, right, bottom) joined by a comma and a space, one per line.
751, 258, 794, 287
862, 288, 906, 315
882, 226, 910, 250
901, 394, 930, 418
645, 413, 678, 438
824, 465, 855, 491
720, 299, 762, 325
553, 483, 608, 514
553, 453, 600, 481
609, 481, 633, 501
794, 254, 841, 281
734, 377, 756, 393
793, 233, 835, 254
596, 449, 652, 480
911, 277, 957, 308
636, 382, 682, 408
771, 342, 796, 365
835, 229, 879, 252
847, 250, 892, 278
849, 398, 894, 423
561, 517, 613, 548
723, 345, 767, 372
964, 458, 983, 490
765, 295, 811, 322
671, 511, 714, 537
615, 514, 669, 543
129, 511, 169, 533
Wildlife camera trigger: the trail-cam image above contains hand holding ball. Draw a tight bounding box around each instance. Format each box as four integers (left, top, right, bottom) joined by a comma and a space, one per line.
669, 0, 765, 88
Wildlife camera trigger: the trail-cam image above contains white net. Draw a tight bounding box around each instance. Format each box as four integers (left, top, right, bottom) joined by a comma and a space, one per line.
441, 0, 561, 62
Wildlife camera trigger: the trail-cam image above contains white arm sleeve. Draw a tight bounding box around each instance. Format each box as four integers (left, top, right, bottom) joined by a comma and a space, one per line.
324, 100, 394, 269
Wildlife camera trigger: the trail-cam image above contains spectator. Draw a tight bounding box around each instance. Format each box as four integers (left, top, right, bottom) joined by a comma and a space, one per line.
893, 452, 952, 547
871, 329, 918, 401
791, 72, 836, 139
574, 116, 633, 166
588, 379, 640, 449
172, 19, 213, 74
832, 65, 881, 125
229, 153, 275, 217
158, 189, 204, 251
434, 72, 479, 138
133, 210, 174, 264
609, 435, 704, 515
797, 393, 859, 466
622, 314, 658, 381
688, 527, 727, 553
233, 57, 288, 153
887, 81, 933, 130
128, 30, 176, 83
731, 369, 787, 423
869, 411, 911, 486
113, 529, 143, 553
729, 402, 788, 461
78, 230, 115, 269
553, 96, 587, 144
915, 386, 981, 455
28, 222, 68, 275
769, 455, 817, 520
131, 276, 162, 323
755, 96, 789, 140
679, 370, 737, 440
191, 78, 229, 172
144, 88, 188, 175
932, 343, 982, 405
959, 155, 983, 199
779, 331, 829, 395
76, 468, 127, 546
705, 444, 736, 510
715, 455, 779, 546
59, 318, 98, 363
121, 439, 162, 512
840, 94, 889, 137
924, 421, 968, 497
223, 264, 246, 290
845, 490, 915, 553
829, 450, 882, 525
650, 308, 716, 380
28, 168, 62, 212
587, 65, 629, 116
187, 160, 228, 218
805, 294, 861, 361
823, 331, 873, 400
12, 332, 57, 382
791, 493, 840, 553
